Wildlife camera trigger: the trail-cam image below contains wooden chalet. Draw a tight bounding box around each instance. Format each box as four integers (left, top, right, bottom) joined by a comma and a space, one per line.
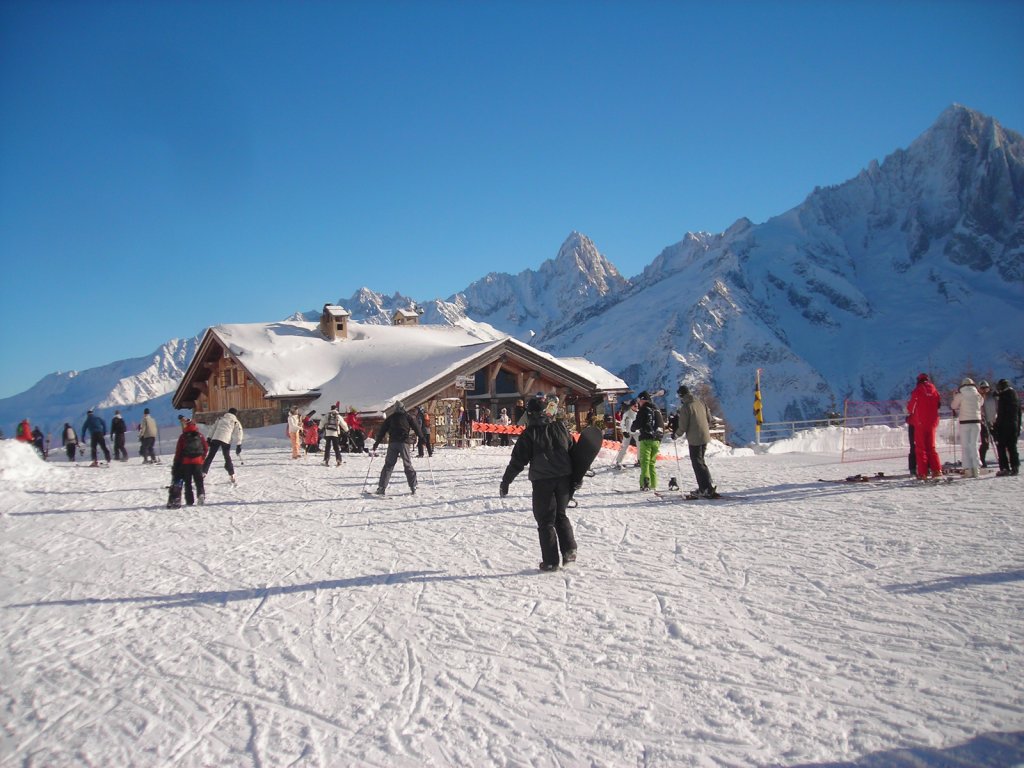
172, 304, 629, 441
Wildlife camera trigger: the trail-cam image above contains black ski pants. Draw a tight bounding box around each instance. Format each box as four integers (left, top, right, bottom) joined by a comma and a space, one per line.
113, 432, 127, 460
140, 436, 157, 463
377, 441, 417, 492
90, 434, 111, 463
531, 475, 576, 568
323, 435, 343, 464
202, 439, 235, 476
688, 443, 715, 493
995, 427, 1020, 473
178, 464, 206, 504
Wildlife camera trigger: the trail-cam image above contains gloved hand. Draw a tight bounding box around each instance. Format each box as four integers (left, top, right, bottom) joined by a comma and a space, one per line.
236, 444, 242, 455
499, 481, 509, 497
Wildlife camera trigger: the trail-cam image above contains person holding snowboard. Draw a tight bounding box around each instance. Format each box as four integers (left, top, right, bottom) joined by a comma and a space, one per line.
171, 417, 208, 507
634, 391, 664, 491
202, 407, 243, 483
673, 385, 718, 498
907, 373, 942, 480
371, 401, 427, 495
81, 408, 112, 467
499, 395, 577, 571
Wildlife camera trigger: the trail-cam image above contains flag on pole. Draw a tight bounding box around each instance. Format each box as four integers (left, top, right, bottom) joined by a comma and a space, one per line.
754, 369, 764, 440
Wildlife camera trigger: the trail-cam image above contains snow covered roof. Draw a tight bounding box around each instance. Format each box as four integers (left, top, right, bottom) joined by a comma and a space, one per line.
175, 319, 628, 416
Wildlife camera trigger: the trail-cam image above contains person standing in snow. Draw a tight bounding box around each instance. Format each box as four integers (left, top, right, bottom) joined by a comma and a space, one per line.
15, 418, 33, 444
202, 407, 243, 483
30, 426, 46, 458
346, 407, 366, 453
61, 422, 79, 461
415, 406, 433, 457
906, 373, 942, 480
613, 399, 639, 469
634, 391, 664, 491
109, 410, 128, 461
321, 404, 348, 466
499, 395, 577, 571
286, 406, 302, 459
673, 385, 718, 497
495, 407, 512, 447
139, 408, 159, 463
172, 417, 208, 506
978, 380, 997, 469
950, 378, 983, 477
992, 379, 1021, 476
81, 409, 112, 467
371, 401, 427, 495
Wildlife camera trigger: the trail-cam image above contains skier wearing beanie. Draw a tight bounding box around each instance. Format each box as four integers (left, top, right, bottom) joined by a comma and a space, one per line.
907, 373, 942, 479
951, 378, 983, 477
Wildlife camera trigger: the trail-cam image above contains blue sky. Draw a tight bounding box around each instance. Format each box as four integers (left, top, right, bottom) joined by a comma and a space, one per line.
1, 0, 1022, 400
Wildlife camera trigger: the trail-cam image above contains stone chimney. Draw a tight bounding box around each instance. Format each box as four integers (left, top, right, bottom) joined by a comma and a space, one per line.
320, 304, 350, 340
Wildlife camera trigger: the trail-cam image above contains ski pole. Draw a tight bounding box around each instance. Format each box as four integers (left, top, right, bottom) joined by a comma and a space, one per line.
362, 453, 376, 493
672, 437, 685, 495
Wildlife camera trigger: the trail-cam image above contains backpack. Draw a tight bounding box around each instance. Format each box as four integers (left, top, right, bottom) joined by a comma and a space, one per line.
182, 430, 204, 458
326, 411, 340, 431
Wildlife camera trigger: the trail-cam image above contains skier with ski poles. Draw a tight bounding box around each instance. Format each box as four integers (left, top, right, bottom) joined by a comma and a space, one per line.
673, 385, 718, 498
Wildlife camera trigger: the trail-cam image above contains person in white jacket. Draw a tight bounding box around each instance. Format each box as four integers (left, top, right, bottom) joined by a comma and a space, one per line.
951, 378, 983, 477
202, 407, 244, 483
287, 406, 302, 459
613, 399, 639, 469
321, 404, 349, 467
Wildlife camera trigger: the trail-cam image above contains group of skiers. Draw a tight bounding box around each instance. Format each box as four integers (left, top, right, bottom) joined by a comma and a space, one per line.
908, 374, 1021, 479
610, 386, 719, 498
286, 404, 368, 462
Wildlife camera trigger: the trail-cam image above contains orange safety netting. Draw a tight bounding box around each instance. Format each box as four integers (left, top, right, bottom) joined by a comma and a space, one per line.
471, 422, 674, 460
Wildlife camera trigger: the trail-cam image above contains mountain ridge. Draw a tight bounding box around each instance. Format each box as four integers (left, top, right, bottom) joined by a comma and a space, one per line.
3, 105, 1021, 441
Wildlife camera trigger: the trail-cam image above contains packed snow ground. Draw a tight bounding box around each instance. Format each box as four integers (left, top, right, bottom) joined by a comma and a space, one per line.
1, 428, 1022, 768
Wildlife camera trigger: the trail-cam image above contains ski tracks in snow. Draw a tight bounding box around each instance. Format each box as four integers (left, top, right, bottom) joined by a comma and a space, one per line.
1, 443, 1022, 766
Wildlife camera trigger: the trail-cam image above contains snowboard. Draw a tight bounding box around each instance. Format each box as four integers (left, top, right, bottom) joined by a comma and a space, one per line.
570, 426, 604, 489
166, 479, 183, 509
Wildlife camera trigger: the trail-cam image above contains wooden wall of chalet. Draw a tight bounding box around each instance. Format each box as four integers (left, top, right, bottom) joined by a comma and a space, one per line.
193, 355, 309, 427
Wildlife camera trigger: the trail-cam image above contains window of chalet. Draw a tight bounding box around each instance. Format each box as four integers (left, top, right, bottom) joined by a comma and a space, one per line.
222, 367, 241, 388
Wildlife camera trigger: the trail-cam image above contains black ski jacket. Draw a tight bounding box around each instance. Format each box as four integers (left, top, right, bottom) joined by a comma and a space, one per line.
502, 413, 572, 484
374, 409, 426, 446
995, 387, 1021, 439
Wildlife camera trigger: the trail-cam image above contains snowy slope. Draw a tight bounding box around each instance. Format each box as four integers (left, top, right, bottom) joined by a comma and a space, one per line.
2, 433, 1022, 766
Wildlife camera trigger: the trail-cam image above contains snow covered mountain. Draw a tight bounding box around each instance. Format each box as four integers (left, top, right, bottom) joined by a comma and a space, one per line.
0, 338, 200, 434
3, 105, 1020, 441
556, 104, 1023, 436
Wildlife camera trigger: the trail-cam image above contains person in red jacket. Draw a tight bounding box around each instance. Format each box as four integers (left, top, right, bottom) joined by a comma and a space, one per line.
172, 418, 208, 506
907, 372, 943, 479
15, 419, 32, 443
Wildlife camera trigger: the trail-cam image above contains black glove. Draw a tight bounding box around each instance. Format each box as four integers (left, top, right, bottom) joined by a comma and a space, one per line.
499, 481, 509, 497
236, 444, 242, 455
371, 442, 379, 452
